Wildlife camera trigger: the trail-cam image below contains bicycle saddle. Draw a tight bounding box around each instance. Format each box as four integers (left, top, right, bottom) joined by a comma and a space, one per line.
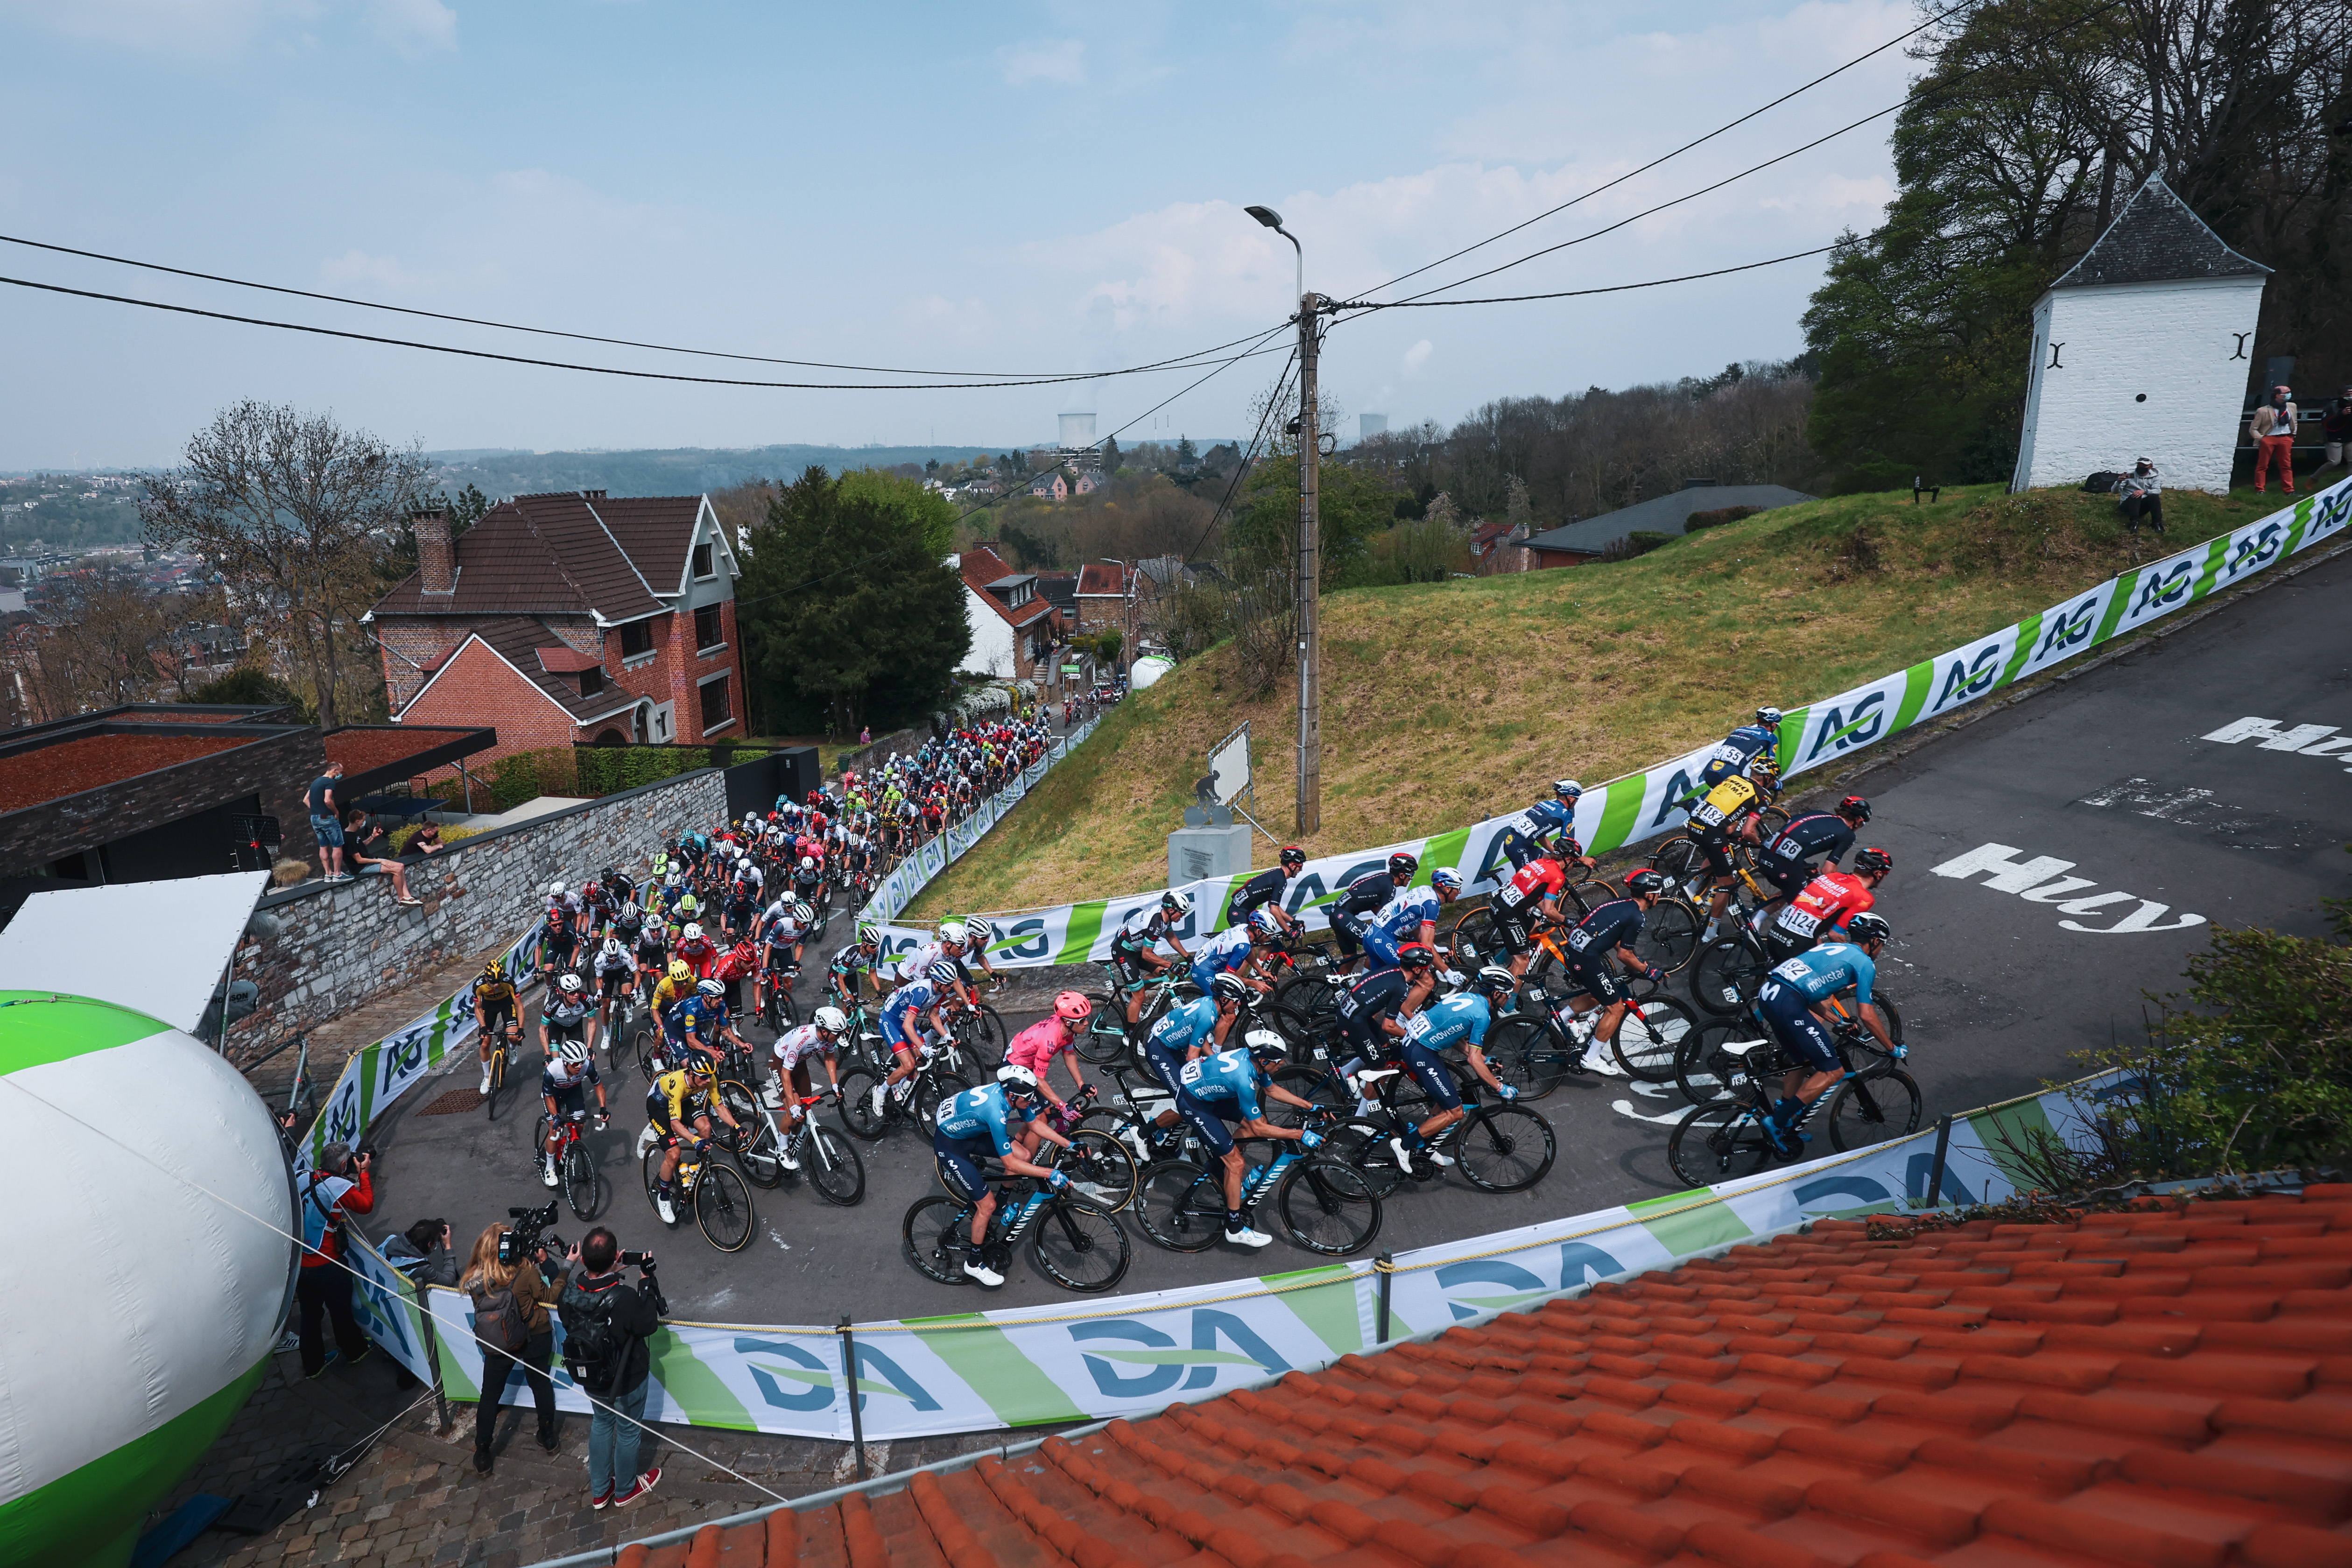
1719, 1038, 1772, 1057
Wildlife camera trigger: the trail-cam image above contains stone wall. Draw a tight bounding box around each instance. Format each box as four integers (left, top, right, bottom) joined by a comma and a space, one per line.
228, 766, 727, 1053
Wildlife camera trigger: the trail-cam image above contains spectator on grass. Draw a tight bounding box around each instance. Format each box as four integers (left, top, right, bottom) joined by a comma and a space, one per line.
307, 759, 347, 882
2250, 385, 2299, 494
346, 810, 422, 906
2119, 458, 2165, 536
2325, 386, 2352, 474
296, 1141, 373, 1379
460, 1220, 566, 1475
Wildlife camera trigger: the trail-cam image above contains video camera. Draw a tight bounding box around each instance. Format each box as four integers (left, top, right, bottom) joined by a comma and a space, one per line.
498, 1200, 564, 1268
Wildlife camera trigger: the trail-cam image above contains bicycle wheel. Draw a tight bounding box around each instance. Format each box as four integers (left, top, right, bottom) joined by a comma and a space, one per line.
1484, 1016, 1567, 1100
1565, 879, 1618, 919
485, 1048, 510, 1120
634, 1025, 666, 1081
1058, 1128, 1139, 1212
716, 1079, 760, 1128
1827, 1069, 1922, 1152
1668, 1100, 1777, 1188
1320, 1120, 1408, 1198
1674, 1019, 1765, 1105
1650, 836, 1704, 890
694, 1160, 757, 1252
736, 1115, 786, 1188
1030, 1197, 1131, 1292
1448, 1104, 1557, 1192
901, 1195, 970, 1284
836, 1069, 888, 1140
1615, 995, 1697, 1082
1689, 937, 1771, 1017
773, 989, 800, 1030
1134, 1160, 1225, 1252
562, 1140, 603, 1221
1274, 1157, 1382, 1256
802, 1123, 865, 1207
606, 1007, 632, 1073
1078, 996, 1131, 1065
1445, 909, 1496, 968
1262, 1065, 1349, 1129
1634, 898, 1704, 975
915, 1070, 969, 1136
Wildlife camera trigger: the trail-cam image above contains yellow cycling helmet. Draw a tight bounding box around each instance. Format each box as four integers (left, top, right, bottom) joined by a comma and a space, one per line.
667, 959, 691, 984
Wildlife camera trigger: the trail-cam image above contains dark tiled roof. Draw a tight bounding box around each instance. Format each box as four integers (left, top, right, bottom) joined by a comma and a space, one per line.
535, 644, 601, 674
369, 492, 704, 621
591, 494, 705, 594
1526, 485, 1815, 556
647, 1186, 2352, 1567
2056, 175, 2271, 290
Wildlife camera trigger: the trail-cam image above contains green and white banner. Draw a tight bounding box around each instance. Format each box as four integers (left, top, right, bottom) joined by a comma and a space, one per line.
858, 718, 1100, 928
965, 477, 2352, 970
427, 1069, 2126, 1439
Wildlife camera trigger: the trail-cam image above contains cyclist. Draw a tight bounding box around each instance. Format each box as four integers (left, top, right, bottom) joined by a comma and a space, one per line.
958, 917, 1002, 988
1771, 848, 1892, 951
471, 960, 519, 1096
1487, 845, 1571, 984
631, 908, 671, 998
541, 970, 598, 1065
1135, 972, 1250, 1153
829, 927, 883, 1009
1753, 913, 1898, 1153
1174, 1033, 1327, 1249
1332, 854, 1416, 973
1379, 965, 1521, 1172
753, 897, 814, 1013
872, 960, 960, 1122
1755, 796, 1872, 903
1333, 943, 1441, 1104
764, 1007, 850, 1166
1697, 707, 1783, 794
591, 936, 634, 1032
673, 921, 720, 981
1685, 769, 1770, 941
1003, 992, 1093, 1115
1494, 780, 1590, 873
538, 1034, 610, 1188
1189, 907, 1283, 998
644, 1054, 740, 1226
1108, 891, 1195, 1026
1365, 868, 1461, 969
791, 854, 827, 914
676, 977, 749, 1065
1225, 846, 1307, 937
540, 881, 582, 984
930, 1065, 1077, 1288
1552, 869, 1671, 1079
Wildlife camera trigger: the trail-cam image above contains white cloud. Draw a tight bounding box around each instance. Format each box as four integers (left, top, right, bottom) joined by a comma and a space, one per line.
996, 37, 1085, 87
1401, 339, 1433, 377
365, 0, 453, 53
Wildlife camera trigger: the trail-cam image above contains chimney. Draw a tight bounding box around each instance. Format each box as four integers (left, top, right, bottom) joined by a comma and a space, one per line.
578, 488, 607, 500
413, 507, 454, 594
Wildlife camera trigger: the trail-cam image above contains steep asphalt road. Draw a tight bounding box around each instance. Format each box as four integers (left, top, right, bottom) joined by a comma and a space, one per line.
361, 541, 2351, 1325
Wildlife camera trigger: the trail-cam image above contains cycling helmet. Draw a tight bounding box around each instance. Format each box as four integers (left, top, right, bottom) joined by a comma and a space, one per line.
1247, 906, 1283, 939
1845, 912, 1893, 944
681, 1049, 717, 1077
1837, 795, 1873, 823
481, 960, 504, 982
937, 921, 965, 945
1279, 844, 1306, 869
1162, 889, 1195, 918
1387, 852, 1419, 878
1395, 942, 1437, 971
1470, 964, 1518, 997
559, 1037, 590, 1066
996, 1063, 1040, 1095
854, 920, 880, 947
1210, 972, 1251, 1005
1242, 1028, 1288, 1064
925, 959, 961, 987
601, 937, 624, 958
800, 857, 816, 871
1431, 868, 1463, 895
1755, 706, 1784, 728
697, 977, 725, 998
1053, 991, 1093, 1022
1554, 779, 1584, 801
1853, 847, 1894, 876
803, 1005, 846, 1036
548, 881, 566, 897
677, 894, 698, 914
1626, 868, 1668, 897
682, 921, 704, 942
667, 960, 691, 984
963, 916, 993, 945
557, 972, 584, 994
790, 900, 815, 924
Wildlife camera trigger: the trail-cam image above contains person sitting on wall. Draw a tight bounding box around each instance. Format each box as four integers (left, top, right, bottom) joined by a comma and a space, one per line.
346, 810, 422, 906
2118, 457, 2164, 536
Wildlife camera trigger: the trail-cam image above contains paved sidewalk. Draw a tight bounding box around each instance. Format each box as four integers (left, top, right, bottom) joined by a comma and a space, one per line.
151, 1345, 1012, 1568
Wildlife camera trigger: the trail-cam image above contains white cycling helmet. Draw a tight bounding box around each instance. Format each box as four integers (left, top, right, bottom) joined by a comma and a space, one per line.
557, 972, 584, 994
962, 916, 992, 944
559, 1037, 590, 1066
996, 1063, 1039, 1093
601, 937, 624, 957
938, 921, 965, 945
812, 1005, 848, 1034
548, 881, 566, 897
682, 921, 704, 942
800, 857, 816, 871
697, 977, 725, 997
791, 900, 815, 924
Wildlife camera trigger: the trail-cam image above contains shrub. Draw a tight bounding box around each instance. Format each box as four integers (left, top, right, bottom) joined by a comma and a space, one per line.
1685, 505, 1763, 533
1599, 530, 1678, 562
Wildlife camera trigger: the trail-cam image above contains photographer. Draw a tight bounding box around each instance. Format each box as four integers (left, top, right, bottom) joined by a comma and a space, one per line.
558, 1227, 665, 1510
296, 1141, 375, 1379
458, 1214, 569, 1475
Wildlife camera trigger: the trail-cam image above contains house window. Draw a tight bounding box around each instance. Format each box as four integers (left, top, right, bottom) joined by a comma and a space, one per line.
695, 603, 723, 652
699, 674, 732, 733
578, 666, 604, 697
692, 541, 716, 580
619, 620, 654, 659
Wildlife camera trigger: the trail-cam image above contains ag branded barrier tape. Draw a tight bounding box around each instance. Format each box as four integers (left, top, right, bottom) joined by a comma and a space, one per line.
949, 476, 2352, 971
431, 1069, 2132, 1438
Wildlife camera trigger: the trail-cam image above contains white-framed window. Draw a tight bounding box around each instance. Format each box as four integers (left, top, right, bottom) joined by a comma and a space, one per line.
692, 540, 716, 580
697, 670, 733, 735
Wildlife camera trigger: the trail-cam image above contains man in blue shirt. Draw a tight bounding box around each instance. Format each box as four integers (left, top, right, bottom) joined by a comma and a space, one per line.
1175, 1034, 1328, 1249
872, 961, 959, 1123
1696, 708, 1783, 794
1374, 967, 1520, 1172
1752, 914, 1897, 1151
1493, 781, 1594, 874
1330, 854, 1416, 972
1188, 909, 1282, 998
1364, 868, 1460, 968
930, 1066, 1076, 1287
1128, 974, 1248, 1156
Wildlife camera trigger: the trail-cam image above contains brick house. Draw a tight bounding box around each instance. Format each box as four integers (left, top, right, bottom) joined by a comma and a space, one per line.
955, 543, 1063, 681
366, 490, 746, 768
1075, 560, 1137, 654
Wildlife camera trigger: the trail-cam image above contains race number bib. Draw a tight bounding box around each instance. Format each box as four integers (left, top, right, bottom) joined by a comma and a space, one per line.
1178, 1059, 1207, 1087
1402, 1012, 1436, 1044
1780, 906, 1822, 938
1566, 928, 1594, 953
1689, 799, 1729, 829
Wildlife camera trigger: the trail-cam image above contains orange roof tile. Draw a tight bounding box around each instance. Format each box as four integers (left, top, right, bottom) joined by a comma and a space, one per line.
609, 1186, 2352, 1568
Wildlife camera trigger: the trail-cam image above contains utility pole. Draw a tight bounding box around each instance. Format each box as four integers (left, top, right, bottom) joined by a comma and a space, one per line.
1295, 292, 1322, 838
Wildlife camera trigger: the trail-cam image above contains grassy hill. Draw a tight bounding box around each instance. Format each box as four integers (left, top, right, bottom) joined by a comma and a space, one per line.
912, 483, 2289, 919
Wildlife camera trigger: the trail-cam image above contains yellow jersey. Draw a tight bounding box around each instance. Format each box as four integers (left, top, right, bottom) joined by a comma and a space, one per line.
1689, 776, 1758, 832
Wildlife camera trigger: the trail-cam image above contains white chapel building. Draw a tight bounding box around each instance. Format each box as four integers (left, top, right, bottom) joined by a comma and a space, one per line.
2011, 174, 2269, 495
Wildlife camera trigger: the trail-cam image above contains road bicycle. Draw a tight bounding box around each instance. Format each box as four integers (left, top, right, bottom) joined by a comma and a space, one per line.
756, 962, 802, 1032
532, 1107, 606, 1221
1673, 989, 1906, 1106
639, 1135, 757, 1252
1666, 997, 1920, 1187
837, 1045, 972, 1141
1026, 1083, 1141, 1211
1081, 968, 1192, 1064
1070, 1063, 1194, 1165
1320, 1066, 1557, 1198
731, 1091, 866, 1207
901, 1162, 1131, 1293
1134, 1132, 1384, 1257
1478, 975, 1700, 1087
942, 991, 1008, 1071
483, 1013, 527, 1121
599, 988, 634, 1076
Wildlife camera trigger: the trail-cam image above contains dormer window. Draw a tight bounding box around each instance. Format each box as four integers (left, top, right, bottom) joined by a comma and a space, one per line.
693, 541, 716, 580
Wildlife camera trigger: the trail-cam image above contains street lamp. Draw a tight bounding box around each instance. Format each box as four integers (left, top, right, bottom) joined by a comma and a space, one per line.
1244, 201, 1322, 837
1245, 205, 1302, 306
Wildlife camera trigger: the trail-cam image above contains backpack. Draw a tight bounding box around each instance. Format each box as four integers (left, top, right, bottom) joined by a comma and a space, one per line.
2082, 471, 2122, 493
558, 1278, 625, 1392
470, 1277, 530, 1356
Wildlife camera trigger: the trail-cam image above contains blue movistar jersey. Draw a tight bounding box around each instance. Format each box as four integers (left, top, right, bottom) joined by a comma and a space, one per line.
1372, 886, 1441, 940
1698, 724, 1778, 789
932, 1083, 1035, 1153
1178, 1048, 1264, 1121
1768, 942, 1876, 1007
1149, 995, 1222, 1056
1402, 992, 1492, 1054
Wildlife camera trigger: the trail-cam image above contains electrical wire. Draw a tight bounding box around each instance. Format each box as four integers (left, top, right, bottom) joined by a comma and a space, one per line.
0, 273, 1288, 394
0, 231, 1282, 383
1180, 346, 1298, 564
1331, 243, 1837, 312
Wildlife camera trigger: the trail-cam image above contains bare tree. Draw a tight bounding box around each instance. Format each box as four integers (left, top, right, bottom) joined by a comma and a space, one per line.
141, 402, 426, 728
19, 565, 225, 717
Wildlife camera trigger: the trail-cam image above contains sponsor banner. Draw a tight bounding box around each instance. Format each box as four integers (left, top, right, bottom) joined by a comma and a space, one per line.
971, 477, 2352, 965
428, 1069, 2120, 1438
344, 1232, 438, 1385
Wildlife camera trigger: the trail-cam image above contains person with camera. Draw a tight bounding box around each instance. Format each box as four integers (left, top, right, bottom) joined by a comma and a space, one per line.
296, 1141, 375, 1379
458, 1212, 569, 1475
558, 1227, 666, 1510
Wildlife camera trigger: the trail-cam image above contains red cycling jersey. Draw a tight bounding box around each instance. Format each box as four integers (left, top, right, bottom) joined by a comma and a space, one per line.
1777, 871, 1874, 942
674, 938, 720, 978
1498, 857, 1568, 910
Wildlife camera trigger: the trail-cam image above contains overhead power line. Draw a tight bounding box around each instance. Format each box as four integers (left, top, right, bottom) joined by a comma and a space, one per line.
1330, 244, 1838, 313
0, 273, 1288, 392
0, 231, 1278, 383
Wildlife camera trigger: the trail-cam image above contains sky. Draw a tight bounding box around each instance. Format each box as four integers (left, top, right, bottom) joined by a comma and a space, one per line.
0, 0, 1920, 470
